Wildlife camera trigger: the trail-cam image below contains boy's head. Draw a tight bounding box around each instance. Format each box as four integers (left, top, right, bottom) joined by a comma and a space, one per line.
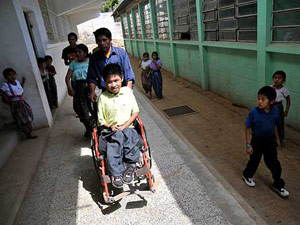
3, 68, 17, 82
257, 86, 277, 110
44, 55, 53, 66
102, 63, 124, 95
93, 28, 112, 53
142, 52, 149, 61
37, 57, 46, 69
68, 32, 78, 46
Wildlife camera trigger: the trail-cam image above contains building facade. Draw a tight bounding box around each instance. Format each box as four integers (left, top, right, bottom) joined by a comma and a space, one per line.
113, 0, 300, 130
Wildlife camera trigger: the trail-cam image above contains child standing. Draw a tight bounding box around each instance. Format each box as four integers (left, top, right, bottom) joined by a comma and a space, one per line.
45, 55, 58, 108
150, 51, 163, 99
271, 70, 291, 142
37, 57, 52, 109
0, 68, 37, 139
242, 86, 289, 197
97, 63, 140, 188
65, 44, 91, 137
138, 52, 152, 99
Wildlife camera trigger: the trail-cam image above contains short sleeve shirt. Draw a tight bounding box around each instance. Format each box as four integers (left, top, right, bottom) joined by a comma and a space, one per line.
271, 85, 290, 103
141, 60, 152, 70
1, 80, 23, 96
97, 87, 139, 127
245, 106, 280, 137
69, 60, 89, 81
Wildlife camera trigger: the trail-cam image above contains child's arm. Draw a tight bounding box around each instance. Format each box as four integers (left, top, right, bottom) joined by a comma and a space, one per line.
152, 59, 161, 70
245, 126, 253, 154
115, 112, 138, 131
21, 77, 26, 88
274, 126, 281, 149
283, 95, 291, 117
65, 69, 74, 96
138, 59, 142, 68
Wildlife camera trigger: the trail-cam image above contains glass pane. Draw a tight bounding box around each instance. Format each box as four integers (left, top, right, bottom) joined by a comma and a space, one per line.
238, 3, 257, 16
274, 0, 300, 11
219, 19, 238, 29
238, 16, 257, 29
273, 11, 300, 26
273, 27, 300, 42
122, 16, 129, 38
205, 31, 218, 40
129, 13, 135, 38
219, 0, 235, 8
219, 30, 236, 40
155, 0, 169, 40
238, 30, 257, 41
135, 9, 142, 39
144, 1, 153, 39
205, 21, 218, 30
219, 7, 235, 19
203, 11, 216, 21
203, 1, 217, 11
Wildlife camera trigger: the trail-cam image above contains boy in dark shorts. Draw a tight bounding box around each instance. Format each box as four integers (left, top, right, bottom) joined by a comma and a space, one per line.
242, 86, 289, 197
97, 63, 140, 188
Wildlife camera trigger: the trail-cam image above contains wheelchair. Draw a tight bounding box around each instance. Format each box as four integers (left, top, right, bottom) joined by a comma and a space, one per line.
90, 105, 155, 204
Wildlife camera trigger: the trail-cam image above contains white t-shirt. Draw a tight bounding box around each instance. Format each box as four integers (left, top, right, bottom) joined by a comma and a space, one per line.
141, 60, 151, 70
271, 85, 290, 103
0, 80, 23, 96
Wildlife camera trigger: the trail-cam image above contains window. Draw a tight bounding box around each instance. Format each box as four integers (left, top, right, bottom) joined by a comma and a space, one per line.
153, 0, 169, 39
135, 8, 142, 39
129, 13, 135, 38
173, 0, 198, 40
122, 15, 129, 38
272, 0, 300, 42
143, 1, 153, 39
202, 0, 257, 42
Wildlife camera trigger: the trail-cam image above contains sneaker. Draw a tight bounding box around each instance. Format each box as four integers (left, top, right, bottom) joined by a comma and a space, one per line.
123, 165, 135, 184
111, 176, 123, 188
273, 187, 289, 198
242, 175, 255, 187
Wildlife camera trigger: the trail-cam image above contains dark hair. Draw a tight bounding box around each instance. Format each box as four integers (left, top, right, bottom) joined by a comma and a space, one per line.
152, 51, 159, 59
3, 68, 16, 79
102, 63, 123, 81
93, 28, 112, 40
37, 57, 46, 66
272, 70, 286, 82
44, 55, 53, 62
68, 32, 78, 41
76, 43, 90, 56
143, 52, 149, 57
258, 86, 277, 102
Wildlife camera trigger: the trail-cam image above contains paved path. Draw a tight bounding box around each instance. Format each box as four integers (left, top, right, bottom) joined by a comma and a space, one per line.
14, 90, 262, 225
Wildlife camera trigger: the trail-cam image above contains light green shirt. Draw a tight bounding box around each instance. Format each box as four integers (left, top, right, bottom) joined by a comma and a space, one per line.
97, 87, 139, 127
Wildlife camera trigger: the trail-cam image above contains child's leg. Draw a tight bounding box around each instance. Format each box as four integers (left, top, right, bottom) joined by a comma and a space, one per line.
243, 136, 263, 178
263, 138, 285, 189
122, 128, 141, 164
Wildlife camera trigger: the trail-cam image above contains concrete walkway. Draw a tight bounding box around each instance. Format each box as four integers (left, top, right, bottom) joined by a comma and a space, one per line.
1, 90, 265, 225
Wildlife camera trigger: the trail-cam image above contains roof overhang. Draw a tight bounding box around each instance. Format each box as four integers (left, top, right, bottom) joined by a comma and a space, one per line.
112, 0, 141, 18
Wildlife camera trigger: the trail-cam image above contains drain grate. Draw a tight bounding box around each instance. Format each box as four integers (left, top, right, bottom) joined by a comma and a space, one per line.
163, 105, 196, 118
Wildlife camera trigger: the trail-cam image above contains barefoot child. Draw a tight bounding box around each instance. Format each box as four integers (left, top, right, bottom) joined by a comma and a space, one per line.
150, 51, 163, 99
271, 70, 291, 142
138, 52, 152, 99
0, 68, 37, 139
242, 86, 289, 197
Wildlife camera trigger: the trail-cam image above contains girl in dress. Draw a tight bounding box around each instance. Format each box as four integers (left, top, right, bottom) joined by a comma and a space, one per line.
0, 68, 37, 139
150, 51, 163, 99
138, 52, 152, 99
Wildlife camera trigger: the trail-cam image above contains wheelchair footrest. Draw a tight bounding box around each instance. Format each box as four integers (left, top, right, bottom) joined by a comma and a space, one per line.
101, 175, 111, 183
136, 166, 151, 177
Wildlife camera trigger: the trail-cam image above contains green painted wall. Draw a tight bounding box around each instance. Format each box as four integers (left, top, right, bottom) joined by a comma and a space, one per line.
156, 42, 173, 72
207, 48, 257, 107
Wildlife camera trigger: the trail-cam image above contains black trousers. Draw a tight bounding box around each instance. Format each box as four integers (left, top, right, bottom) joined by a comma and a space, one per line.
243, 135, 285, 189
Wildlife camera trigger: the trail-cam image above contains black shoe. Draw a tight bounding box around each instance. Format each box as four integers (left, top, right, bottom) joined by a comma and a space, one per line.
123, 165, 135, 184
111, 176, 123, 188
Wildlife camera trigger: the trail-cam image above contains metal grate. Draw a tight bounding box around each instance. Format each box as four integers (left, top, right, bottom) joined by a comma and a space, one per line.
163, 105, 196, 118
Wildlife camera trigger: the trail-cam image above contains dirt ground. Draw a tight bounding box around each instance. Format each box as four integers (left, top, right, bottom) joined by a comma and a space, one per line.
129, 55, 300, 225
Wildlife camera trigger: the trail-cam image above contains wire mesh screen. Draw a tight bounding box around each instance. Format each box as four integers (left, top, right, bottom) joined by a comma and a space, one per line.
172, 0, 198, 41
129, 13, 135, 38
143, 1, 153, 39
153, 0, 169, 40
135, 8, 142, 39
202, 0, 257, 42
122, 15, 129, 38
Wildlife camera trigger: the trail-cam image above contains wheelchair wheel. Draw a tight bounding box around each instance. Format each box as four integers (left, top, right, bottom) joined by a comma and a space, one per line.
91, 129, 101, 181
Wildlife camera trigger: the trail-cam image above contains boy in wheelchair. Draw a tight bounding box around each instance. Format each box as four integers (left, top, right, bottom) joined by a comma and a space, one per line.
97, 63, 141, 188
